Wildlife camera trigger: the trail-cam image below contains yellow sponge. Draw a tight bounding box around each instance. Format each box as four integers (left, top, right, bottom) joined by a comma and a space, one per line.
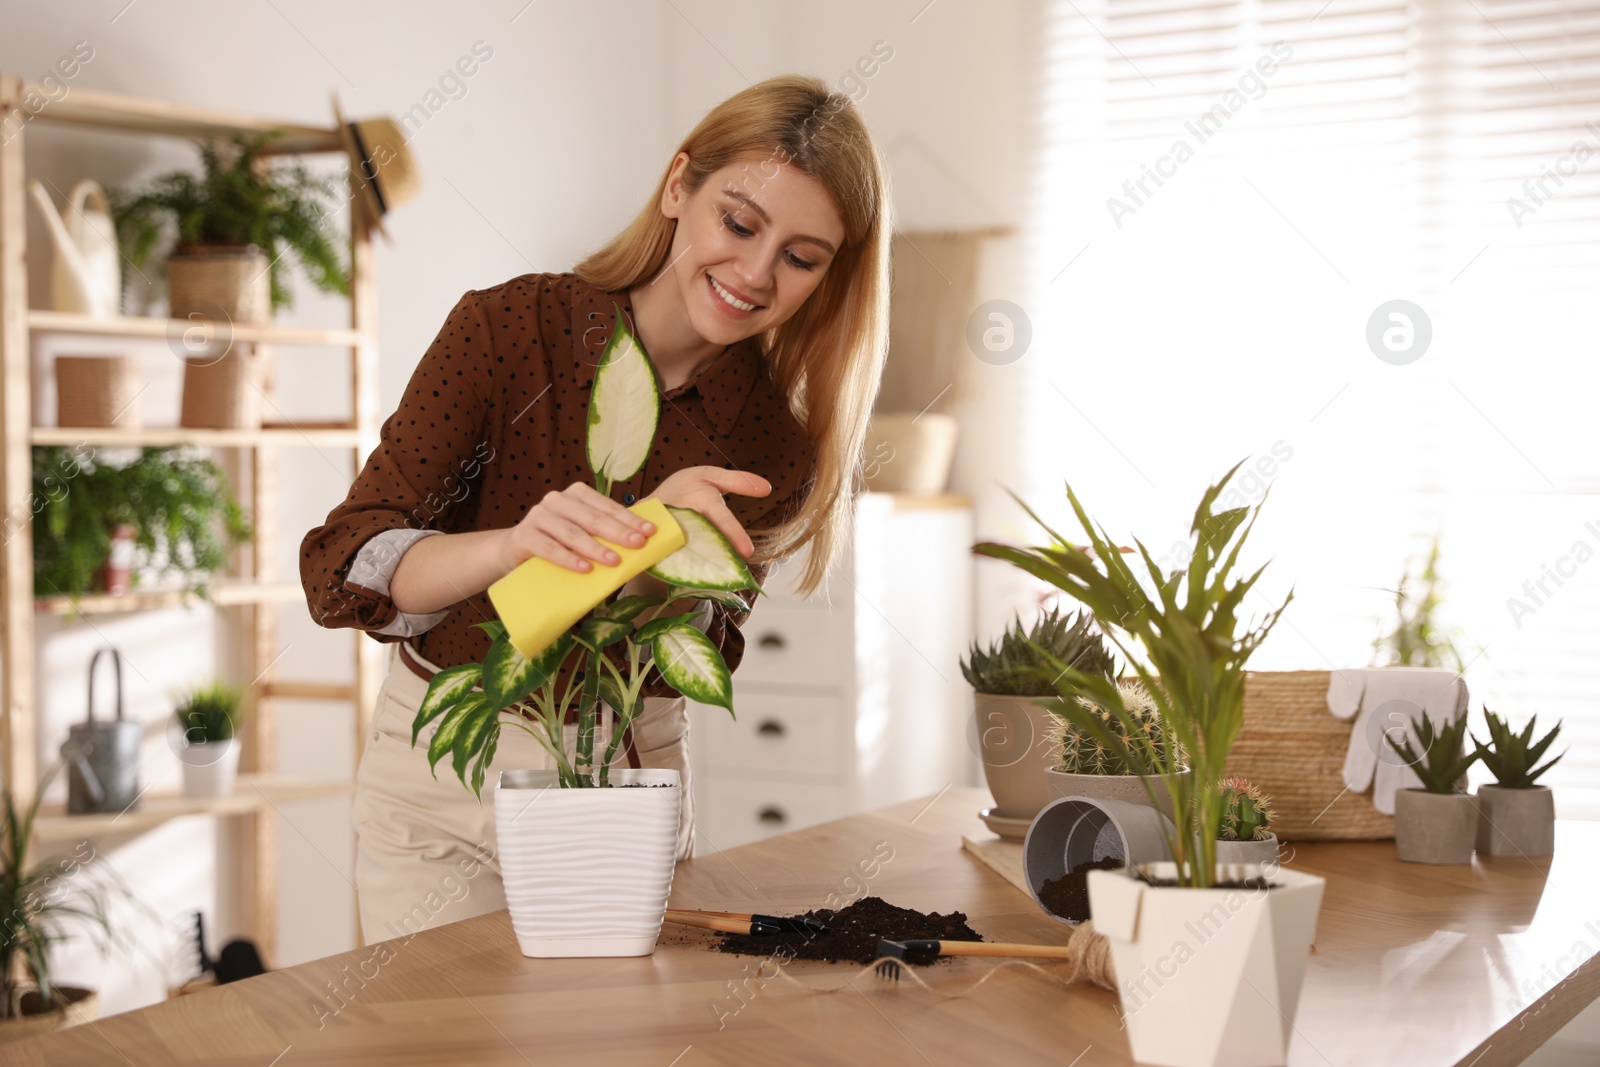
487, 497, 685, 659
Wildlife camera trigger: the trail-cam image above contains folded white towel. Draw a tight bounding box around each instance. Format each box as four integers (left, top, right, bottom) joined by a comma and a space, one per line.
1326, 668, 1469, 815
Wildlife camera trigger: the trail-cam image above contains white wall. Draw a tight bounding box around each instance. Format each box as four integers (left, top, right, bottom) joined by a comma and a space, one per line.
5, 0, 1039, 1017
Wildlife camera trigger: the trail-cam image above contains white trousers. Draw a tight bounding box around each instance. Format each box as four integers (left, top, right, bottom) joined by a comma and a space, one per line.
352, 642, 696, 946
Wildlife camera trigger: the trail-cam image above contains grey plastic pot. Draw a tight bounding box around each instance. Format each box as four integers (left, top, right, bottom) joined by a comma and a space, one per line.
1044, 765, 1190, 823
1475, 785, 1555, 857
1215, 832, 1280, 867
1393, 789, 1477, 864
1022, 794, 1174, 926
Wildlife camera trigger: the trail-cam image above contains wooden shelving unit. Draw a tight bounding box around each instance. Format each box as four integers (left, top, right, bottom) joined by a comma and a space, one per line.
0, 75, 385, 965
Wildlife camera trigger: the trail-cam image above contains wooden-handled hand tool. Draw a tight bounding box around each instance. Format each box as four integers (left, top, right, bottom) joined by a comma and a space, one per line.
872, 938, 1076, 979
665, 909, 829, 936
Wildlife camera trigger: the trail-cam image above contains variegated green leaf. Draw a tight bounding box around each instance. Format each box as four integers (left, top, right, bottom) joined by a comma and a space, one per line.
586, 304, 660, 487
577, 617, 631, 649
473, 620, 507, 641
470, 725, 499, 798
650, 624, 734, 712
452, 701, 501, 784
596, 594, 664, 623
648, 506, 759, 592
428, 692, 487, 775
483, 632, 571, 710
634, 615, 694, 643
412, 663, 481, 745
672, 587, 753, 612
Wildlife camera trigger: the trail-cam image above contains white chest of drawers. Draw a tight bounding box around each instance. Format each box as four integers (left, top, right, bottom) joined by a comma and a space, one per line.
687, 492, 978, 854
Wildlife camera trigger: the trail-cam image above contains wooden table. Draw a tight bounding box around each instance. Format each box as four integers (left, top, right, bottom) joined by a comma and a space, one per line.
10, 788, 1597, 1066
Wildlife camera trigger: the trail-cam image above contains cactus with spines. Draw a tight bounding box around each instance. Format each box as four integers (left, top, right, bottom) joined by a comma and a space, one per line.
1047, 678, 1169, 775
960, 607, 1116, 697
1218, 777, 1275, 842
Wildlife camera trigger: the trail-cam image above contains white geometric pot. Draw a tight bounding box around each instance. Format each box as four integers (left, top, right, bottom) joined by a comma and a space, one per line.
179, 738, 240, 799
494, 767, 681, 958
1214, 833, 1280, 867
1088, 861, 1326, 1067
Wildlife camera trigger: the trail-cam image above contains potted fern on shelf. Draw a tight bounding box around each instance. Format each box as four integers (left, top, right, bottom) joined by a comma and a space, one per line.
172, 681, 248, 799
959, 608, 1115, 837
1472, 709, 1562, 857
975, 463, 1322, 1067
1386, 709, 1478, 864
412, 306, 760, 958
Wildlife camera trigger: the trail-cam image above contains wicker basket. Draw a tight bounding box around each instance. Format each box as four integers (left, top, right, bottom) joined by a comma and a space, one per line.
0, 986, 98, 1046
54, 355, 141, 428
180, 347, 260, 429
167, 244, 271, 325
1225, 670, 1394, 841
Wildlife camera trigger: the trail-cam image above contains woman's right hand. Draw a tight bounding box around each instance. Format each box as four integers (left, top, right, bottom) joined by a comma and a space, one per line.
498, 482, 659, 574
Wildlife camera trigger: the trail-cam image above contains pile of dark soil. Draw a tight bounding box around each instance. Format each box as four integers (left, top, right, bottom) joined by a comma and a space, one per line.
716, 896, 984, 965
1036, 856, 1125, 922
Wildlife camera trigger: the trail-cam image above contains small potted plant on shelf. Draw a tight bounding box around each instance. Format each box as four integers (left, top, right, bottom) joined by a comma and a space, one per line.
1386, 710, 1479, 864
1042, 676, 1189, 822
960, 607, 1116, 837
1215, 776, 1278, 866
413, 307, 761, 959
976, 462, 1321, 1067
31, 445, 251, 602
172, 682, 248, 798
1472, 709, 1562, 857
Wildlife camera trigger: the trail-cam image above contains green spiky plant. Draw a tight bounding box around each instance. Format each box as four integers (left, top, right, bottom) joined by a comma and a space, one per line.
109, 131, 349, 313
1385, 710, 1477, 794
1473, 710, 1562, 789
973, 461, 1292, 888
960, 607, 1115, 697
173, 682, 247, 744
1046, 678, 1170, 776
1218, 777, 1274, 842
1371, 538, 1467, 672
411, 305, 761, 793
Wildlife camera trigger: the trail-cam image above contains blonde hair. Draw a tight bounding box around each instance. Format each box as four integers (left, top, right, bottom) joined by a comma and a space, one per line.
575, 74, 892, 598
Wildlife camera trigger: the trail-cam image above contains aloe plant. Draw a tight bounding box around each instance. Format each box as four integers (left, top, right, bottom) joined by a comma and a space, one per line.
411, 305, 760, 793
974, 462, 1292, 888
1474, 709, 1562, 789
1385, 710, 1477, 794
960, 607, 1114, 697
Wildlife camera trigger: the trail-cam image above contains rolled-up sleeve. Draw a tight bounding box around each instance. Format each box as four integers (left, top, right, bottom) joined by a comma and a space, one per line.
299, 290, 496, 640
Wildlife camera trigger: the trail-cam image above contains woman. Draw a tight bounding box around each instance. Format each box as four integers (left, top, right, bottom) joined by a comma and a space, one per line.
300, 74, 890, 944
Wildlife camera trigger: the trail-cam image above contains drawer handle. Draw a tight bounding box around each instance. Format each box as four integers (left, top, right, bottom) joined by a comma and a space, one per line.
757, 806, 788, 825
756, 632, 787, 650
756, 719, 786, 738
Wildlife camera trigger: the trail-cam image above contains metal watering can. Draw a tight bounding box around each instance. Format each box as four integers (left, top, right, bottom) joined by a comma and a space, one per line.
61, 647, 143, 814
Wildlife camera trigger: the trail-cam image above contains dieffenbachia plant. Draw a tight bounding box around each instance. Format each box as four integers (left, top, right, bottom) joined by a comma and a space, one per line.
410, 304, 761, 792
974, 462, 1292, 888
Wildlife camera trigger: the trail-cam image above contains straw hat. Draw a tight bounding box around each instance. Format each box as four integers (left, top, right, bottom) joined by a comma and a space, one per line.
331, 94, 419, 240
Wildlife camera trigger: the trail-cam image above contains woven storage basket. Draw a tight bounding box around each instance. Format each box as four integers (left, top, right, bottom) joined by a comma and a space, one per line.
180, 348, 260, 429
55, 355, 141, 428
167, 244, 271, 325
1224, 670, 1394, 841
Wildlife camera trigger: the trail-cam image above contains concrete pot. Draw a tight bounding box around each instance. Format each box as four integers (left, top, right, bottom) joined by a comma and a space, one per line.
1215, 833, 1280, 867
973, 693, 1058, 830
1045, 765, 1191, 823
1475, 784, 1555, 857
494, 767, 680, 957
1089, 862, 1326, 1067
1393, 789, 1476, 864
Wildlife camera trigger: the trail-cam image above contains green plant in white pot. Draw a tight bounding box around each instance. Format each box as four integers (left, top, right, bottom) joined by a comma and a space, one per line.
172, 682, 247, 799
1214, 776, 1278, 866
1042, 676, 1189, 822
975, 462, 1323, 1067
1385, 710, 1478, 864
1472, 709, 1561, 857
960, 608, 1115, 836
412, 306, 759, 958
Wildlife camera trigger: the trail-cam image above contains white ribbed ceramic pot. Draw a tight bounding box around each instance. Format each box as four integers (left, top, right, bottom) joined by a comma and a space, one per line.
494, 767, 681, 958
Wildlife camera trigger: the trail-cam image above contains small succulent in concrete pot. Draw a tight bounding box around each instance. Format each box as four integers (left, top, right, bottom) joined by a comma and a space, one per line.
1214, 776, 1277, 866
1387, 710, 1479, 864
1472, 709, 1562, 857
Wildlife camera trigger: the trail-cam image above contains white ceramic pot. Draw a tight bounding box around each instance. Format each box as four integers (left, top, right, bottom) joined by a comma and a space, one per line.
1045, 765, 1191, 823
1475, 784, 1555, 857
1214, 833, 1279, 867
180, 738, 240, 799
1089, 861, 1325, 1067
494, 767, 681, 958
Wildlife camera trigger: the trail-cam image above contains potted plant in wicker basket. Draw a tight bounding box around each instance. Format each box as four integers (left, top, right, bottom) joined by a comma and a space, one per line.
1214, 776, 1278, 866
412, 306, 761, 958
976, 463, 1321, 1067
1386, 710, 1478, 864
1042, 676, 1189, 822
960, 608, 1115, 837
1472, 709, 1561, 857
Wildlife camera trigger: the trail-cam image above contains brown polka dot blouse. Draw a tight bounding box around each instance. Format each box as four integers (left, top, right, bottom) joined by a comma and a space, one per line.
299, 271, 817, 683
